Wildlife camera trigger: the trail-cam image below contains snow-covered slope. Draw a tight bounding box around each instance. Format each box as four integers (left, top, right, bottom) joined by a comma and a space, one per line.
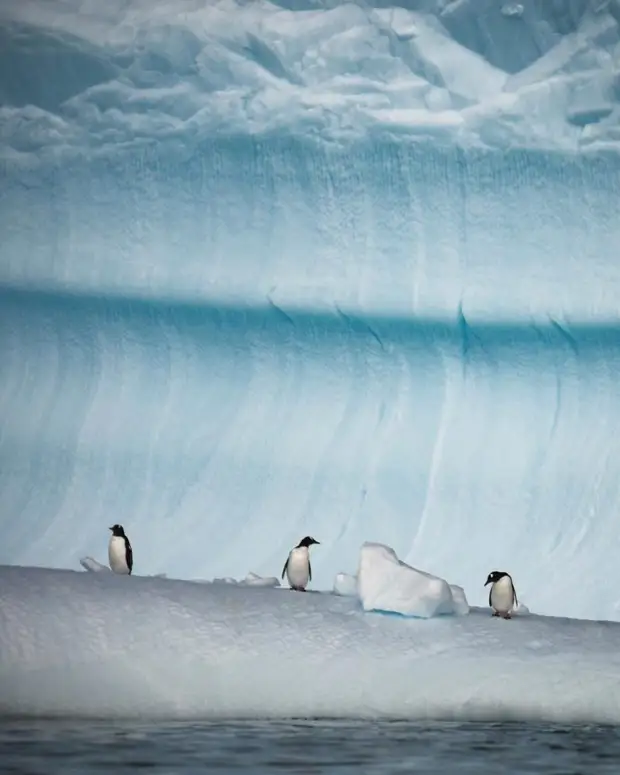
1, 0, 620, 621
2, 564, 620, 723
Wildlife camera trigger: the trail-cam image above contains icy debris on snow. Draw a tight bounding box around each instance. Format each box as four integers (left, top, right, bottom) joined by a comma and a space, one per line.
242, 572, 280, 588
357, 542, 468, 618
198, 573, 280, 587
80, 556, 111, 573
333, 572, 358, 597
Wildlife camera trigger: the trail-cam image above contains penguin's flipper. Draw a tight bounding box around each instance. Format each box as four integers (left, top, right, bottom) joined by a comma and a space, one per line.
513, 587, 519, 607
308, 559, 312, 582
281, 557, 289, 580
488, 588, 493, 608
126, 541, 133, 574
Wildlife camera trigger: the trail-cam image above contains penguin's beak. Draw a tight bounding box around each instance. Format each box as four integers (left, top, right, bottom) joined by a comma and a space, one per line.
109, 526, 114, 531
314, 540, 320, 545
484, 578, 491, 586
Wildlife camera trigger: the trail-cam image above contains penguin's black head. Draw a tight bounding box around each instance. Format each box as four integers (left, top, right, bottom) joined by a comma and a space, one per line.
109, 524, 126, 537
484, 570, 508, 586
296, 536, 320, 548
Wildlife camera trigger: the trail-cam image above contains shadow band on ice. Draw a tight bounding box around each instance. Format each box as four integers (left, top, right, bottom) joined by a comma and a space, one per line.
2, 542, 620, 725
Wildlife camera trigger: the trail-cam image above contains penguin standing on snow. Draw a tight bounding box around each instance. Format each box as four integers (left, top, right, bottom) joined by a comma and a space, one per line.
108, 524, 133, 575
281, 536, 320, 591
484, 570, 518, 619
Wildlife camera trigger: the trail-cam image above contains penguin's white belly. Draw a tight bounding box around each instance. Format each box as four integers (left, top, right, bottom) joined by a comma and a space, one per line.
490, 576, 514, 613
286, 548, 310, 589
108, 536, 130, 574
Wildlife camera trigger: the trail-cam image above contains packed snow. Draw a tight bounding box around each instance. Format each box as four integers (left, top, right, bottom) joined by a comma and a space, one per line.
1, 562, 619, 723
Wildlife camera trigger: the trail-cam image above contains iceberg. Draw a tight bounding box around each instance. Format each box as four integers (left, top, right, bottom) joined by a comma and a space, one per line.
1, 0, 620, 640
2, 564, 620, 723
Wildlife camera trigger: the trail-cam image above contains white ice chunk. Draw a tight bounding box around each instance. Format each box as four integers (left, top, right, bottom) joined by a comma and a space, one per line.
242, 572, 280, 588
79, 556, 111, 573
449, 584, 471, 616
195, 573, 279, 587
357, 542, 466, 618
333, 572, 358, 597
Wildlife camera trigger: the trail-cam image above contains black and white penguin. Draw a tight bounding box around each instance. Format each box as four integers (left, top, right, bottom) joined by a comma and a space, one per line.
281, 536, 320, 591
108, 524, 133, 575
484, 570, 518, 618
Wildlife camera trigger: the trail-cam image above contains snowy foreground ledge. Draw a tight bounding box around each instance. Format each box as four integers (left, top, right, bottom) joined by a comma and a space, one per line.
3, 566, 620, 723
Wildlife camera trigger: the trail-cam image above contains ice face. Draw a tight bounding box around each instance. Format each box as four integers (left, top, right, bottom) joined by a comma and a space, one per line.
1, 1, 619, 622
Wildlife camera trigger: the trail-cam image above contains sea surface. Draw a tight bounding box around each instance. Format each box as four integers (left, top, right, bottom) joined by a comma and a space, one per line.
1, 719, 619, 774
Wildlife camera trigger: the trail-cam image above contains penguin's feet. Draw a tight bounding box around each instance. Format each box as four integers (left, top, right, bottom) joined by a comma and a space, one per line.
491, 611, 500, 617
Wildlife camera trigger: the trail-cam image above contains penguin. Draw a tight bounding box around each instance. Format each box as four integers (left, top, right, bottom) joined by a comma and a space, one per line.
484, 570, 518, 619
281, 536, 320, 591
108, 524, 133, 575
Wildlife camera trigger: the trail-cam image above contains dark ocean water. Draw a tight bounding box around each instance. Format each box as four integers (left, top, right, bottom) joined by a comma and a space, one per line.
2, 718, 620, 774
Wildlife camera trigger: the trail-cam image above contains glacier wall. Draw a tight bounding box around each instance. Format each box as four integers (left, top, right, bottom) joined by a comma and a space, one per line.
1, 0, 620, 621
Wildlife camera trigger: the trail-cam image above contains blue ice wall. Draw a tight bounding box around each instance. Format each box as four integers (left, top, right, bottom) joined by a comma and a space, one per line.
1, 0, 620, 620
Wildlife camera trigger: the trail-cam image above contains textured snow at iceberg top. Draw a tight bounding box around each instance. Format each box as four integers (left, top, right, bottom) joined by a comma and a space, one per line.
1, 0, 620, 317
1, 0, 618, 155
2, 565, 620, 723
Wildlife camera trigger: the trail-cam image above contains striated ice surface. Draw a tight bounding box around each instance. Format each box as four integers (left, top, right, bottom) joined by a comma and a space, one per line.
1, 0, 620, 628
2, 565, 620, 723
